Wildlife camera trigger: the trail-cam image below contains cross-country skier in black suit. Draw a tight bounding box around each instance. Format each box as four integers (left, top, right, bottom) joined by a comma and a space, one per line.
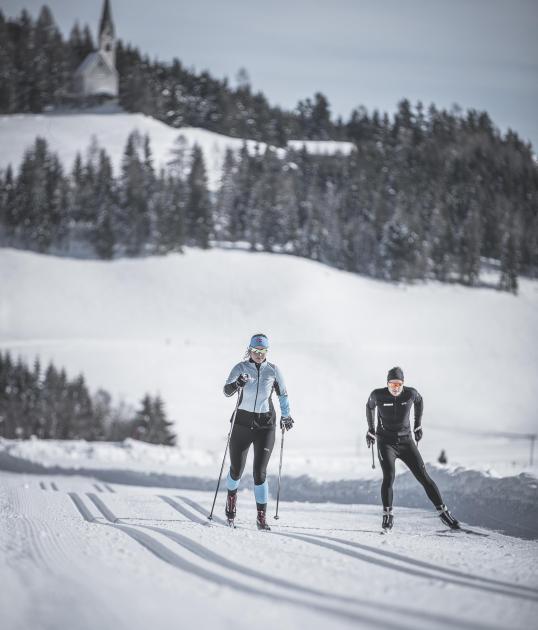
366, 366, 460, 532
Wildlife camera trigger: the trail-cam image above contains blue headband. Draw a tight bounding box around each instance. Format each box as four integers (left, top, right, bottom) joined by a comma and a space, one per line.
249, 334, 269, 349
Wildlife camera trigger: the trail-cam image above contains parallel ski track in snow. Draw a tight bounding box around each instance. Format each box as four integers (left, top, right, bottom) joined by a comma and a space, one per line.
62, 489, 538, 629
174, 495, 538, 603
68, 491, 506, 630
68, 492, 414, 630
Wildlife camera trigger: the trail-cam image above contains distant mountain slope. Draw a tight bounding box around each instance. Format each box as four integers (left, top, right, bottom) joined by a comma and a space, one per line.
0, 111, 354, 190
1, 247, 536, 464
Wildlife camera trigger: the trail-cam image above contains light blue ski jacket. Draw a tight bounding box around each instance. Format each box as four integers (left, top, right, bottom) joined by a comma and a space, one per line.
224, 360, 290, 417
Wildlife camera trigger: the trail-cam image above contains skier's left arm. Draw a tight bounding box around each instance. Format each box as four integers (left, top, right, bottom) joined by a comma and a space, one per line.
413, 389, 423, 441
274, 365, 292, 427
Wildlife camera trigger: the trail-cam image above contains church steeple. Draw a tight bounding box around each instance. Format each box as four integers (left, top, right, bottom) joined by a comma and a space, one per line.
98, 0, 116, 69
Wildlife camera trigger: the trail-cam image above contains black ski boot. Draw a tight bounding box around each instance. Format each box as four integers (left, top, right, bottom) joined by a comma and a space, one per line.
437, 504, 460, 530
225, 491, 237, 527
256, 506, 271, 531
382, 508, 394, 532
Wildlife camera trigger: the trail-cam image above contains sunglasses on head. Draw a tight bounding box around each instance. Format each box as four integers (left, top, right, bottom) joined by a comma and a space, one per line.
250, 347, 268, 355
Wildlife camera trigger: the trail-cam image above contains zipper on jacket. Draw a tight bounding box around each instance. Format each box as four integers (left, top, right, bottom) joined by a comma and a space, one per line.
253, 363, 261, 411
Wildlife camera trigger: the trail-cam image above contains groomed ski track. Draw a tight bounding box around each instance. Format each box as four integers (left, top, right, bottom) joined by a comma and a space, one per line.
1, 473, 537, 630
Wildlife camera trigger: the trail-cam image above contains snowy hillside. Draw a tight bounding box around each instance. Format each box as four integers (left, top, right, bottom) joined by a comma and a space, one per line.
0, 111, 355, 190
1, 247, 537, 471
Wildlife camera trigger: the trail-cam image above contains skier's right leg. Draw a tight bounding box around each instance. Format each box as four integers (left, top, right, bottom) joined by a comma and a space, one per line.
377, 440, 398, 529
377, 440, 397, 508
226, 424, 253, 522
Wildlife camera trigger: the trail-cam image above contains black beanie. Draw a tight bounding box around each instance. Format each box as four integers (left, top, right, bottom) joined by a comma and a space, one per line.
387, 366, 404, 382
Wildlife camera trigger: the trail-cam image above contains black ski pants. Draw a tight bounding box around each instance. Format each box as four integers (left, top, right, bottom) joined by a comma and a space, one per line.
377, 437, 443, 509
229, 424, 276, 485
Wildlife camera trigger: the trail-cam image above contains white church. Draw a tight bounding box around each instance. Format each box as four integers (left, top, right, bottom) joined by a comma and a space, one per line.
74, 0, 119, 99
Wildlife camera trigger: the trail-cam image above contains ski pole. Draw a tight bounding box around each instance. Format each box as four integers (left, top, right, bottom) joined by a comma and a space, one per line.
371, 443, 376, 469
274, 427, 285, 519
208, 386, 243, 521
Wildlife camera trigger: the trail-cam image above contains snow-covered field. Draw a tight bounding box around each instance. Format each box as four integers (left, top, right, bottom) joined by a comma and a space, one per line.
1, 247, 537, 470
0, 111, 354, 190
1, 469, 537, 630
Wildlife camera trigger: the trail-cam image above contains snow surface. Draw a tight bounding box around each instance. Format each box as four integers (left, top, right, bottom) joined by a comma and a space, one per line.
1, 438, 536, 539
0, 112, 354, 191
1, 469, 537, 630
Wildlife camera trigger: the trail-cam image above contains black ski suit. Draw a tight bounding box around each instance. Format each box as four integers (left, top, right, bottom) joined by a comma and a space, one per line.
366, 386, 443, 509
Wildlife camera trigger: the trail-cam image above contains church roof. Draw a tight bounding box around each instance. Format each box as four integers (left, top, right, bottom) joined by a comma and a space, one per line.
75, 50, 117, 76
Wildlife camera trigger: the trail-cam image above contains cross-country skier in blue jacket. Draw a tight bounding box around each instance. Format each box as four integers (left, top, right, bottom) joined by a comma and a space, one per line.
223, 333, 294, 530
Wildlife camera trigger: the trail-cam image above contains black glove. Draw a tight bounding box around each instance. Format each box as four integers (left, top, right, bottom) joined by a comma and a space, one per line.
280, 416, 294, 431
235, 373, 249, 388
414, 427, 423, 442
366, 431, 376, 447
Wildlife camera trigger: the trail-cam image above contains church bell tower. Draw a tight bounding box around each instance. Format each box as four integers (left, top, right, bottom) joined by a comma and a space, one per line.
98, 0, 116, 69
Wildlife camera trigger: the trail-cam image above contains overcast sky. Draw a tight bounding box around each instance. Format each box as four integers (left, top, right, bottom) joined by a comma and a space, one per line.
4, 0, 538, 148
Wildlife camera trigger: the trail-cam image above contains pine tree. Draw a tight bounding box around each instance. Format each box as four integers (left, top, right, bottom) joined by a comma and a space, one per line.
185, 144, 212, 248
34, 6, 63, 105
228, 143, 253, 242
92, 149, 117, 259
0, 11, 17, 112
42, 362, 62, 438
92, 389, 113, 439
248, 147, 284, 251
427, 205, 452, 281
499, 225, 520, 293
379, 207, 420, 282
68, 21, 93, 69
148, 395, 176, 445
154, 172, 185, 253
168, 135, 190, 179
15, 138, 47, 249
458, 204, 482, 286
120, 131, 151, 255
274, 160, 300, 251
68, 374, 99, 440
0, 352, 15, 437
310, 92, 332, 140
214, 148, 236, 242
132, 394, 176, 445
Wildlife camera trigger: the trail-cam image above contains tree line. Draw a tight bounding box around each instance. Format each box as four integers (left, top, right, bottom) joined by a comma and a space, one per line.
1, 99, 536, 292
0, 6, 343, 145
0, 351, 177, 444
